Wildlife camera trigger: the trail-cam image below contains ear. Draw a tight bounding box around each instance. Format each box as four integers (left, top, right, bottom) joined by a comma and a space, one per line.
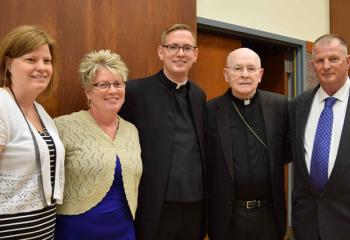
193, 47, 198, 63
257, 68, 264, 83
346, 54, 350, 67
223, 68, 229, 83
158, 45, 164, 61
85, 88, 92, 100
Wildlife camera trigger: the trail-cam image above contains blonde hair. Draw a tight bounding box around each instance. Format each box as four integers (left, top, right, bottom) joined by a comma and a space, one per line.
0, 25, 57, 92
79, 49, 129, 89
160, 23, 196, 46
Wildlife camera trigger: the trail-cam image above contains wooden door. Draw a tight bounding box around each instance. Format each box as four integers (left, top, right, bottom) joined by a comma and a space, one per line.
195, 31, 242, 100
0, 0, 196, 117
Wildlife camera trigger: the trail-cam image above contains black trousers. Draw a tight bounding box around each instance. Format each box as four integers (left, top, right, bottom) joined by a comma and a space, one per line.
154, 201, 202, 240
230, 204, 282, 240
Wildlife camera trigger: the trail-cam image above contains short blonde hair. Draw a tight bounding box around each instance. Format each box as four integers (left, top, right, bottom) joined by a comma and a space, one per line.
160, 23, 196, 46
79, 49, 129, 89
0, 25, 57, 92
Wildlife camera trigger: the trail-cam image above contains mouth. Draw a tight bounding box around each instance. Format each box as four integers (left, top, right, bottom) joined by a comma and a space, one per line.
322, 73, 334, 77
238, 82, 251, 86
105, 97, 119, 103
31, 75, 48, 80
173, 60, 187, 65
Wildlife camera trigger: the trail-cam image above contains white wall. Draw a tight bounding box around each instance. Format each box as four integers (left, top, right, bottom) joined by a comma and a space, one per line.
197, 0, 329, 42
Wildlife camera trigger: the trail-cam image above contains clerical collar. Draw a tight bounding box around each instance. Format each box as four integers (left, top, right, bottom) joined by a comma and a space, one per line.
231, 91, 258, 106
160, 70, 188, 90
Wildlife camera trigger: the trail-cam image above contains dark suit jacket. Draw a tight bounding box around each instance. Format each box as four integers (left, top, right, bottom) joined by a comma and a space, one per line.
120, 70, 207, 240
289, 85, 350, 240
207, 89, 290, 240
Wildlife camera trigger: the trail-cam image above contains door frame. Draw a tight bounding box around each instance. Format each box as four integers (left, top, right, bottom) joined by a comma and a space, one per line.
197, 17, 306, 97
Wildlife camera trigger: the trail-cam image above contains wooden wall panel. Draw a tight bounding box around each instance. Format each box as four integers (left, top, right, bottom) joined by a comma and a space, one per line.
330, 0, 350, 77
0, 0, 60, 116
330, 0, 350, 50
0, 0, 196, 117
195, 32, 242, 100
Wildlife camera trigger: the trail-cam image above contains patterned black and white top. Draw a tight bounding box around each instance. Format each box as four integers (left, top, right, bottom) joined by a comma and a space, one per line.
0, 129, 57, 240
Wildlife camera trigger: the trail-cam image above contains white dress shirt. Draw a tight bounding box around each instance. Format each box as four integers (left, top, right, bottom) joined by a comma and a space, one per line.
304, 78, 350, 177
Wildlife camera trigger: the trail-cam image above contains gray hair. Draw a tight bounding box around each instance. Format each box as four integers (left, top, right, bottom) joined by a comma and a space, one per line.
313, 33, 348, 57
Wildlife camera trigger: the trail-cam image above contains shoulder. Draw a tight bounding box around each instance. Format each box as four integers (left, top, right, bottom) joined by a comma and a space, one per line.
258, 90, 289, 111
0, 89, 10, 115
259, 89, 287, 102
125, 72, 162, 100
290, 87, 317, 106
119, 116, 138, 132
127, 72, 161, 88
54, 110, 88, 130
0, 89, 13, 112
189, 81, 205, 95
207, 92, 229, 110
33, 102, 58, 129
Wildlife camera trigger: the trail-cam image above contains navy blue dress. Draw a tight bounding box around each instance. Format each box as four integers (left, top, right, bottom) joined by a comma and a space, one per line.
55, 157, 135, 240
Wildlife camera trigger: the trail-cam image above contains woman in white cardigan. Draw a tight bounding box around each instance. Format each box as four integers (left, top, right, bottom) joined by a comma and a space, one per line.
54, 50, 142, 240
0, 25, 65, 239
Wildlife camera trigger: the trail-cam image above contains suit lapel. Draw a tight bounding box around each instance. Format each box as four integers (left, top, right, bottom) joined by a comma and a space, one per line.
297, 89, 317, 183
188, 85, 205, 157
259, 91, 275, 173
327, 93, 350, 188
215, 92, 235, 180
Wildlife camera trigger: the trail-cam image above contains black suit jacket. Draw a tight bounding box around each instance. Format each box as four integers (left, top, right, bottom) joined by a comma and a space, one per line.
289, 85, 350, 240
207, 89, 290, 240
120, 70, 207, 240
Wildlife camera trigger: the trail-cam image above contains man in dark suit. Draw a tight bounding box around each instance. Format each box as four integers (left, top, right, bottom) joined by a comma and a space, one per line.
290, 34, 350, 240
207, 48, 290, 240
120, 24, 206, 240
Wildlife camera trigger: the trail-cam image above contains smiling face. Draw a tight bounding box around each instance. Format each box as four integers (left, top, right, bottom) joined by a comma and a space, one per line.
6, 44, 53, 97
312, 39, 350, 95
158, 29, 198, 83
85, 66, 125, 115
224, 48, 264, 100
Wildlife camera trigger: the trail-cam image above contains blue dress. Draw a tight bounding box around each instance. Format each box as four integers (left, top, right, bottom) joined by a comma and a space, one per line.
55, 157, 136, 240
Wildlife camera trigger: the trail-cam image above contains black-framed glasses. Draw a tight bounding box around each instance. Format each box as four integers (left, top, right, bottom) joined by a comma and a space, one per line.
93, 81, 126, 90
162, 44, 197, 54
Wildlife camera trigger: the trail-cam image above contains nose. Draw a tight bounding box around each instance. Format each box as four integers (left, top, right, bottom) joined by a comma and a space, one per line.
177, 47, 185, 56
35, 60, 47, 70
322, 59, 331, 69
240, 68, 249, 77
108, 83, 119, 92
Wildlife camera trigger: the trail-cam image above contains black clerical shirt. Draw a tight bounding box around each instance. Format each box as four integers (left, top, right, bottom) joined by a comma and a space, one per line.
229, 92, 272, 200
160, 73, 203, 202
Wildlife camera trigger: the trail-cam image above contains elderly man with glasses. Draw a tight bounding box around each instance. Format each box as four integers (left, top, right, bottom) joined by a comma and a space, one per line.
206, 48, 291, 240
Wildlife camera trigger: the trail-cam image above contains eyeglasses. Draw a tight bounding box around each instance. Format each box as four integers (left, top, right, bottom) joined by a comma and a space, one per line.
93, 81, 126, 90
226, 65, 260, 74
162, 44, 197, 54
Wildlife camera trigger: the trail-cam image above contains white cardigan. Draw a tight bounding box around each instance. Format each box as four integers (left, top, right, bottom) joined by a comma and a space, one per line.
0, 89, 65, 214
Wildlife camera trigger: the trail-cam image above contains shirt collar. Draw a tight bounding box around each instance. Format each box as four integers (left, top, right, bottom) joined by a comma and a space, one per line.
316, 77, 350, 103
160, 70, 188, 90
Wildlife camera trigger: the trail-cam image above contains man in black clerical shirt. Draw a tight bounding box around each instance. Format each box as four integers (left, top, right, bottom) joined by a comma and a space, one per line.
206, 48, 291, 240
120, 24, 206, 240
